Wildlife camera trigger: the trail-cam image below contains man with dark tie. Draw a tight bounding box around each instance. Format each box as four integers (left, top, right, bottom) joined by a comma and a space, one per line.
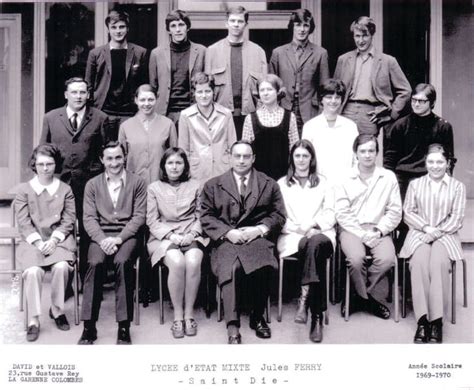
200, 141, 286, 344
269, 9, 329, 133
334, 16, 411, 136
40, 77, 108, 282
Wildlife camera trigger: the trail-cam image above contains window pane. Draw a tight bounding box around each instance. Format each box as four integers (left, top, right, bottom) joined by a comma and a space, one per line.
176, 1, 301, 12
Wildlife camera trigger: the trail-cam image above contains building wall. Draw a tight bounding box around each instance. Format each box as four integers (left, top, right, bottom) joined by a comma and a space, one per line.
443, 0, 474, 197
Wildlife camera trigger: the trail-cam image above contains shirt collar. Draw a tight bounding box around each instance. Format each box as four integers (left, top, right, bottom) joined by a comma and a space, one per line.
232, 170, 251, 185
291, 39, 309, 50
261, 105, 281, 115
109, 42, 128, 50
105, 170, 127, 185
428, 173, 450, 186
350, 165, 384, 179
357, 45, 375, 58
138, 112, 157, 123
29, 176, 60, 196
66, 106, 86, 121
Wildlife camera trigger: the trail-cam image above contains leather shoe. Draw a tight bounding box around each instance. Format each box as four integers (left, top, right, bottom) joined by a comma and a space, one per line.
26, 324, 40, 342
249, 316, 271, 339
428, 322, 443, 343
117, 327, 132, 345
309, 315, 323, 343
367, 296, 391, 319
77, 327, 97, 345
228, 334, 242, 344
413, 323, 429, 344
49, 308, 70, 331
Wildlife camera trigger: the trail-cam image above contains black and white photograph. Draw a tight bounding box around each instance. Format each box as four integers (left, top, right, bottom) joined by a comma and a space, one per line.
0, 0, 472, 389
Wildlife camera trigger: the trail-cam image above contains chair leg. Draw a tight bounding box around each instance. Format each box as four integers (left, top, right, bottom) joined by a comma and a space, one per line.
462, 259, 467, 308
266, 296, 271, 323
394, 262, 399, 323
73, 262, 80, 326
344, 265, 350, 322
19, 273, 24, 312
216, 285, 222, 322
134, 259, 140, 326
23, 277, 28, 331
158, 264, 164, 325
330, 251, 337, 305
402, 259, 407, 318
277, 257, 283, 322
205, 268, 211, 319
451, 261, 456, 325
386, 268, 393, 303
325, 257, 330, 325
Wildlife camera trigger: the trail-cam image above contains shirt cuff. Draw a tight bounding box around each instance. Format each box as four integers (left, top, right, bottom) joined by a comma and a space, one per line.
26, 232, 42, 245
257, 225, 269, 237
51, 230, 66, 243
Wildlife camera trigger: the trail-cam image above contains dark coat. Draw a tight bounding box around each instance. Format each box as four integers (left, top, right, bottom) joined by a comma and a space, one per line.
200, 169, 286, 285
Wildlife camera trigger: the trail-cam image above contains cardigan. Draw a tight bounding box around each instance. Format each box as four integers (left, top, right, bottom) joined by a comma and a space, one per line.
83, 170, 146, 243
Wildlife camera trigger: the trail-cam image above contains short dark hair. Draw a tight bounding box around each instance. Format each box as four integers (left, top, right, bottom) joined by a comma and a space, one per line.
286, 140, 320, 188
319, 79, 347, 101
288, 9, 315, 34
165, 9, 191, 31
412, 83, 437, 108
135, 83, 157, 98
29, 143, 63, 174
352, 134, 379, 154
350, 16, 376, 36
159, 147, 190, 183
230, 140, 254, 155
64, 77, 88, 91
191, 72, 215, 92
105, 9, 129, 28
101, 140, 127, 158
226, 6, 249, 23
256, 74, 286, 101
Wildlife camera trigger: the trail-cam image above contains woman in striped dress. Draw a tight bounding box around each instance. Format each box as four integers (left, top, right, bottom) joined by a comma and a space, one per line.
401, 143, 466, 344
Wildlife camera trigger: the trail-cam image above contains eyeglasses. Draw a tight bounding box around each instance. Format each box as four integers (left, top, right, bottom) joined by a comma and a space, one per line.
411, 98, 429, 104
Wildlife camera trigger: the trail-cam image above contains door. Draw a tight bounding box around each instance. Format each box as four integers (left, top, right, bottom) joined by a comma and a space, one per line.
0, 15, 21, 193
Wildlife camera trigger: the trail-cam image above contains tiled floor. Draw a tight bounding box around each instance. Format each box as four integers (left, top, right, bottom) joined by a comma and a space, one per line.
1, 248, 472, 345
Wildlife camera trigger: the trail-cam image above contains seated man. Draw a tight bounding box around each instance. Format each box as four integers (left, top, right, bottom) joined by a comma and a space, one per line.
200, 141, 286, 344
78, 141, 146, 345
335, 134, 401, 319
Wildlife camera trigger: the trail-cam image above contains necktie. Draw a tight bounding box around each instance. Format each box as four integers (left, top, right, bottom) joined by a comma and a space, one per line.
70, 113, 78, 131
239, 175, 247, 203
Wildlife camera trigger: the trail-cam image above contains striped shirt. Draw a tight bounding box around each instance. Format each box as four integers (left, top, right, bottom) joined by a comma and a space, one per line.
400, 174, 466, 260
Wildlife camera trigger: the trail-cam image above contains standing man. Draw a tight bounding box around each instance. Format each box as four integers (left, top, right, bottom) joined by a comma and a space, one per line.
85, 9, 147, 140
205, 6, 267, 139
78, 141, 146, 345
335, 134, 402, 319
149, 10, 206, 129
334, 16, 411, 136
200, 141, 286, 344
269, 9, 329, 133
40, 77, 108, 282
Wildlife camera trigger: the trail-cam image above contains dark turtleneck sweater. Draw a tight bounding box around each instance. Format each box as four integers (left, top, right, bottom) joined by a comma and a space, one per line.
384, 112, 455, 175
169, 39, 191, 112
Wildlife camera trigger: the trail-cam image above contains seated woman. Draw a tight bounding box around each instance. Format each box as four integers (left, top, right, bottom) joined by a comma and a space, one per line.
179, 72, 237, 186
119, 84, 178, 187
146, 148, 208, 338
15, 144, 76, 342
401, 143, 466, 344
277, 140, 335, 342
242, 74, 299, 180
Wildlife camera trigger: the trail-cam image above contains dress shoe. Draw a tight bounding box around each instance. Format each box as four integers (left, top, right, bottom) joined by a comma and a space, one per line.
228, 334, 242, 344
413, 323, 429, 344
367, 295, 390, 319
77, 327, 97, 345
117, 327, 132, 345
309, 315, 323, 343
49, 308, 70, 331
428, 322, 443, 343
26, 324, 40, 342
294, 296, 308, 324
249, 316, 271, 339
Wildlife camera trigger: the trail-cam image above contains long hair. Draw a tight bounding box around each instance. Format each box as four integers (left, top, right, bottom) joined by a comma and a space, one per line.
159, 147, 190, 183
286, 140, 320, 188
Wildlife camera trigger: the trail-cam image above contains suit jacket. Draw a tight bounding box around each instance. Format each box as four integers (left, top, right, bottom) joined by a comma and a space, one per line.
85, 43, 148, 110
205, 39, 267, 115
334, 49, 411, 121
200, 169, 286, 284
269, 42, 329, 123
149, 41, 206, 115
40, 106, 108, 186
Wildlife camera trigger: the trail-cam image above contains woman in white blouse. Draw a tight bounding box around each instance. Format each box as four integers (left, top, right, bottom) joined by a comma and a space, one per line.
401, 143, 466, 344
277, 140, 336, 342
147, 148, 208, 338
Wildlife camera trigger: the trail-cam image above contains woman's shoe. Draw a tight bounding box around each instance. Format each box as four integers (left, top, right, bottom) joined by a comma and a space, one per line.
184, 318, 198, 336
171, 320, 185, 339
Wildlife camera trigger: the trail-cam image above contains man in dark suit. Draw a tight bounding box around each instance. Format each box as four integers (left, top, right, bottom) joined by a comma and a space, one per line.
200, 141, 286, 344
40, 77, 108, 282
269, 9, 329, 133
334, 16, 411, 136
85, 9, 147, 140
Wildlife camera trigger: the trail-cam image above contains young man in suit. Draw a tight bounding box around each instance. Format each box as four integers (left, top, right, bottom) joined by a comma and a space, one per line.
205, 6, 267, 139
334, 16, 411, 136
149, 10, 206, 129
85, 9, 147, 140
200, 141, 286, 344
40, 77, 108, 282
78, 141, 146, 345
269, 9, 329, 133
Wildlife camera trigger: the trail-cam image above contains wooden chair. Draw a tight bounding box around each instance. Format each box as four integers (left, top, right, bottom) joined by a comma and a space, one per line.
0, 226, 24, 312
